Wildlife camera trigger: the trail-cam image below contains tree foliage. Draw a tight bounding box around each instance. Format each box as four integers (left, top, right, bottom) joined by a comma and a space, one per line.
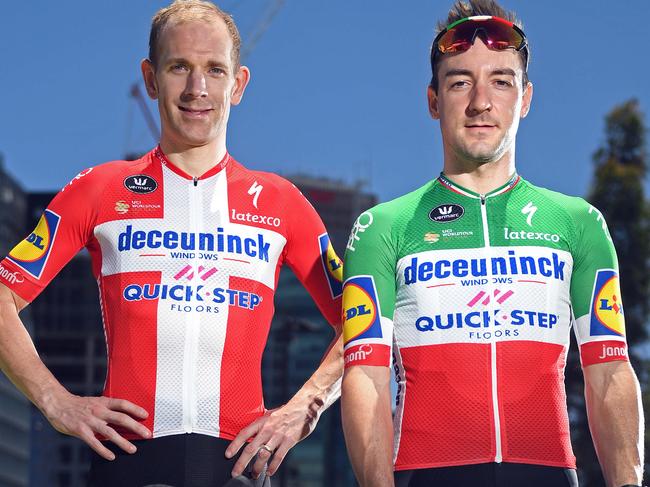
567, 99, 649, 486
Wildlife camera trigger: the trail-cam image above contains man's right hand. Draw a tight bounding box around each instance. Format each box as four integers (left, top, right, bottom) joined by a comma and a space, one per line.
43, 392, 151, 460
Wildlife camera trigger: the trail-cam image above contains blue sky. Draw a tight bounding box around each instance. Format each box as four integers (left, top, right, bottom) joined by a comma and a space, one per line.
2, 0, 649, 203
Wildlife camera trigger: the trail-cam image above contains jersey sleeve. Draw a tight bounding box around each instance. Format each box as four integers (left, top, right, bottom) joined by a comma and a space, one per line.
569, 200, 629, 367
342, 206, 396, 368
283, 183, 342, 328
0, 167, 99, 303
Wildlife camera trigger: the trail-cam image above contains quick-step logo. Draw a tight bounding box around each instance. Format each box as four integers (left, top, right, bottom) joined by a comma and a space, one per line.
8, 210, 61, 279
123, 265, 262, 313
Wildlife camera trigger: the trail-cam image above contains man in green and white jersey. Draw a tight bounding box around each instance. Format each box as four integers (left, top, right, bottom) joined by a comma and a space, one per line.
340, 1, 644, 487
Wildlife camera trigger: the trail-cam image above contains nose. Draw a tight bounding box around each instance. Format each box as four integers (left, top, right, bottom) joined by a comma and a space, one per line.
467, 82, 492, 115
182, 69, 208, 99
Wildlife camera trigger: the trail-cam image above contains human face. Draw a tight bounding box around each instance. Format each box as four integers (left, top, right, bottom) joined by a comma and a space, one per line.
428, 39, 532, 168
141, 19, 249, 151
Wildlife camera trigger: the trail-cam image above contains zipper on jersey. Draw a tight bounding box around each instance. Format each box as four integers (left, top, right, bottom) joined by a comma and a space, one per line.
479, 193, 503, 463
182, 178, 202, 433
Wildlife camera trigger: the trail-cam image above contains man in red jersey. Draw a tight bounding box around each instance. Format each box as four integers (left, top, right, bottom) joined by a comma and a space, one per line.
340, 1, 644, 487
0, 1, 343, 486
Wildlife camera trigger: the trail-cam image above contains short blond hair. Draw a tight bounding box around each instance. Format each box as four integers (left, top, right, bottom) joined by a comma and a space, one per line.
149, 0, 241, 69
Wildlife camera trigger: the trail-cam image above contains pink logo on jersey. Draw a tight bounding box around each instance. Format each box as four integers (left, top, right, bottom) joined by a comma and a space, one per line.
467, 289, 514, 307
174, 265, 218, 281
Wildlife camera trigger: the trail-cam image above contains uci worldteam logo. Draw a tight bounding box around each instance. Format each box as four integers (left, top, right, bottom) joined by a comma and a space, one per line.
590, 269, 625, 337
8, 210, 61, 279
318, 234, 343, 298
342, 275, 382, 345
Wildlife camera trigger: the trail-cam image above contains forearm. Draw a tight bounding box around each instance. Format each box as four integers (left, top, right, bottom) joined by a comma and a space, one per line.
0, 294, 68, 414
584, 361, 644, 486
342, 366, 394, 487
288, 331, 344, 415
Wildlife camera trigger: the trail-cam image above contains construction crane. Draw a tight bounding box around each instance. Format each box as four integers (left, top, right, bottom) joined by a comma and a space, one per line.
127, 0, 285, 148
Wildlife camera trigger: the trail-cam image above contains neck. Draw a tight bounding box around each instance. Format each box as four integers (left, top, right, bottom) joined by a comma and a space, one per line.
159, 136, 227, 178
442, 148, 516, 195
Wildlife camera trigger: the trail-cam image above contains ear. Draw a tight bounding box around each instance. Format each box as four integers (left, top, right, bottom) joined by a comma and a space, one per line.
428, 85, 440, 120
141, 59, 158, 100
230, 65, 251, 106
520, 81, 533, 118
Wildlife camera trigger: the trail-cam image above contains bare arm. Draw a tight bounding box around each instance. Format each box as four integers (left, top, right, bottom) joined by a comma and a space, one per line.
342, 365, 394, 487
0, 283, 151, 459
583, 360, 644, 486
227, 328, 344, 477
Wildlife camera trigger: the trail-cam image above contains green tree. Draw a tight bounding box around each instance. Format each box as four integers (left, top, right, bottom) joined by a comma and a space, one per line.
567, 99, 650, 486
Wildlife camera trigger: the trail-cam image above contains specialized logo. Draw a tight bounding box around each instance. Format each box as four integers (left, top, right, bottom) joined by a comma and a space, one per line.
429, 204, 464, 223
115, 201, 130, 214
0, 264, 24, 284
319, 234, 343, 298
61, 167, 93, 192
590, 269, 625, 337
424, 232, 440, 243
248, 181, 263, 208
521, 201, 537, 227
124, 175, 158, 194
231, 209, 281, 228
8, 210, 61, 279
347, 211, 373, 252
342, 275, 382, 345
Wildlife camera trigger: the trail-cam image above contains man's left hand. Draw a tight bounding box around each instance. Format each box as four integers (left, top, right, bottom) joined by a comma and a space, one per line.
225, 399, 320, 478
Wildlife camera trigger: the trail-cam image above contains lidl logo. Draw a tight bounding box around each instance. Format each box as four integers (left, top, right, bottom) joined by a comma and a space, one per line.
343, 275, 382, 345
590, 269, 625, 337
8, 210, 61, 279
319, 234, 342, 298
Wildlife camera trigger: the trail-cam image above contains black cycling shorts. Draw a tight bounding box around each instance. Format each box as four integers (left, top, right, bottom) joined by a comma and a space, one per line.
394, 462, 579, 487
88, 434, 271, 487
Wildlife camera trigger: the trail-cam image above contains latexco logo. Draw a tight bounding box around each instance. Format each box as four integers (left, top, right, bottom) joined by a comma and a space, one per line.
503, 228, 560, 243
124, 175, 158, 194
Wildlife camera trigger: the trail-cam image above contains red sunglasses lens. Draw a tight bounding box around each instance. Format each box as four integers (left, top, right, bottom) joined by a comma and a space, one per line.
437, 19, 524, 54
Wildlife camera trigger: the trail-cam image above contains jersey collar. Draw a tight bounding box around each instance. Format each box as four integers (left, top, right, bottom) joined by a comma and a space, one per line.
438, 172, 521, 199
153, 145, 231, 180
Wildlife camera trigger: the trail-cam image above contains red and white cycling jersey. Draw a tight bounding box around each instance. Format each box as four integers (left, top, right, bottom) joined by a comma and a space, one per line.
0, 147, 343, 440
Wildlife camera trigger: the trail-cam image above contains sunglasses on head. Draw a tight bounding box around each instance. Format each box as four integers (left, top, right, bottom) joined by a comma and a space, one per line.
431, 15, 529, 70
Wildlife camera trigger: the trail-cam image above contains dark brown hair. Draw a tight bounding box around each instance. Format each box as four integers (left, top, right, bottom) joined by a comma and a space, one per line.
430, 0, 529, 92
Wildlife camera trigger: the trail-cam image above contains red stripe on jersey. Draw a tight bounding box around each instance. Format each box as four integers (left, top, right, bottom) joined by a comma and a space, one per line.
580, 340, 628, 367
497, 341, 575, 467
344, 343, 390, 368
218, 276, 275, 440
395, 344, 495, 469
101, 272, 160, 437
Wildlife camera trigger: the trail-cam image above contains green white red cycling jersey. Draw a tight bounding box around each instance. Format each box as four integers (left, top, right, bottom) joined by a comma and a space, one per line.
342, 173, 628, 470
0, 146, 343, 441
